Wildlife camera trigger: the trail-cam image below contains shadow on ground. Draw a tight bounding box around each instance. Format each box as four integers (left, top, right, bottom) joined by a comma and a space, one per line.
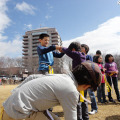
53, 112, 64, 117
97, 102, 120, 106
105, 115, 120, 120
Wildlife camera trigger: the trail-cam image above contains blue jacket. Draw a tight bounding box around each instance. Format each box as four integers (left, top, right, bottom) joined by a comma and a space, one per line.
37, 45, 64, 71
86, 54, 93, 62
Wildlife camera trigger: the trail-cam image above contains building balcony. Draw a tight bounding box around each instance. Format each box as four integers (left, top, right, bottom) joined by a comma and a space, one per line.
51, 39, 59, 42
22, 52, 28, 55
51, 35, 59, 39
22, 60, 28, 64
23, 51, 29, 53
51, 43, 58, 45
23, 35, 28, 38
33, 55, 38, 58
32, 44, 38, 47
51, 41, 59, 45
23, 45, 29, 48
32, 51, 37, 54
32, 47, 37, 50
22, 63, 28, 67
23, 41, 29, 44
51, 32, 58, 36
32, 40, 39, 44
23, 42, 29, 45
51, 37, 59, 40
22, 49, 28, 52
32, 54, 38, 57
22, 56, 28, 59
32, 36, 39, 40
23, 38, 28, 41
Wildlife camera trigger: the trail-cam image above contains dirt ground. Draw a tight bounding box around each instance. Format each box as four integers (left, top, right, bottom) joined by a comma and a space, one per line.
0, 82, 120, 120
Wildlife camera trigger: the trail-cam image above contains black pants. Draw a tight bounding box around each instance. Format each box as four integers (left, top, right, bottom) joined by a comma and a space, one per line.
97, 83, 106, 102
77, 90, 89, 120
107, 76, 120, 100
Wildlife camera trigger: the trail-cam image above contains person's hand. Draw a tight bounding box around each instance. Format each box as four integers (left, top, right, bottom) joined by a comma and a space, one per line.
55, 45, 63, 52
59, 46, 63, 52
55, 45, 60, 50
111, 71, 116, 74
115, 71, 118, 74
109, 71, 118, 76
103, 68, 106, 72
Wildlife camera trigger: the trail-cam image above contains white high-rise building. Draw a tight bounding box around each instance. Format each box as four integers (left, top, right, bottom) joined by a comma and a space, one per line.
22, 27, 63, 73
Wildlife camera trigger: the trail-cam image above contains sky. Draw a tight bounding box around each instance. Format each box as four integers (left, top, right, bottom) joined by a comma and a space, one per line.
0, 0, 120, 58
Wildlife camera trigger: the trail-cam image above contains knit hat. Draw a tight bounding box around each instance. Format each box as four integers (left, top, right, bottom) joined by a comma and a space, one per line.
82, 61, 102, 91
72, 61, 102, 91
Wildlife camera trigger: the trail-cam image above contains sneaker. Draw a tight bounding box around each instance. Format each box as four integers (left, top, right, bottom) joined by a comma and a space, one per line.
98, 100, 101, 103
88, 110, 97, 115
109, 99, 116, 103
101, 100, 109, 103
117, 99, 120, 102
48, 108, 53, 112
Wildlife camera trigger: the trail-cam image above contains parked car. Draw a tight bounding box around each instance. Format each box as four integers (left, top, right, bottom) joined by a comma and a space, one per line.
0, 75, 8, 80
0, 75, 9, 84
11, 75, 22, 81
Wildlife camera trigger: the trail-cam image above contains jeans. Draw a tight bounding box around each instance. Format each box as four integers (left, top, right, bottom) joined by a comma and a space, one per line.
107, 76, 120, 100
88, 88, 98, 111
97, 83, 106, 102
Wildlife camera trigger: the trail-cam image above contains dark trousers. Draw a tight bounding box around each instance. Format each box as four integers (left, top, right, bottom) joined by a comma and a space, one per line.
38, 70, 48, 75
97, 83, 106, 102
77, 90, 89, 120
107, 76, 120, 100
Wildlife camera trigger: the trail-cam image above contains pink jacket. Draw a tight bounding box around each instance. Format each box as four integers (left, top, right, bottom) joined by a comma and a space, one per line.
97, 63, 105, 83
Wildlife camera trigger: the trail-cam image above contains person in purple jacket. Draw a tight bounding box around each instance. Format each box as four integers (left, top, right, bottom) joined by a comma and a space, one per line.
61, 42, 86, 69
104, 54, 120, 102
59, 42, 89, 120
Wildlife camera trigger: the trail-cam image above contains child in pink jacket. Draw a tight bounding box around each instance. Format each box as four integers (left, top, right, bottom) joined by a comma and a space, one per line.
94, 55, 108, 103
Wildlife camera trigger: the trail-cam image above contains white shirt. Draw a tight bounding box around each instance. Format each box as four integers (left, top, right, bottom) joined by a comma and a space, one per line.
3, 74, 79, 120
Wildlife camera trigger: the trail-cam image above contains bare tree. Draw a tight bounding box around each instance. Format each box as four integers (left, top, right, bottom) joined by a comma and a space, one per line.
60, 55, 72, 74
0, 57, 23, 77
0, 57, 5, 75
114, 54, 120, 80
23, 57, 38, 74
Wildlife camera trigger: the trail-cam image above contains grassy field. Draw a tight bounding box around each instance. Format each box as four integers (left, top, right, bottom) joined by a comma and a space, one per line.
0, 82, 120, 120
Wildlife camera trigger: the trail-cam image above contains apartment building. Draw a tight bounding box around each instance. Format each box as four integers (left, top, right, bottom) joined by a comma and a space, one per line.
22, 27, 63, 73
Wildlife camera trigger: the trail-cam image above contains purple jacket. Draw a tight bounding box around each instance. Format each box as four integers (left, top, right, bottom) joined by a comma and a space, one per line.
104, 62, 118, 77
62, 47, 86, 69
